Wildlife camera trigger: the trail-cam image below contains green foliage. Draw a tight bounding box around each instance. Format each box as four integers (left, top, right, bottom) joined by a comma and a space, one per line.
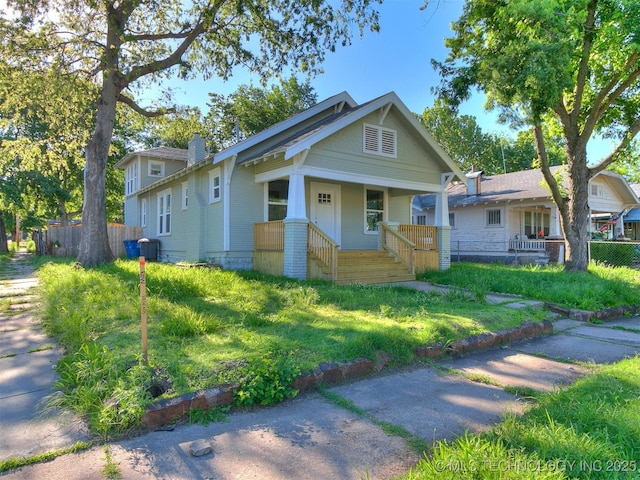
206, 77, 317, 150
188, 406, 230, 426
50, 343, 152, 438
234, 353, 301, 406
590, 242, 635, 267
403, 357, 640, 479
38, 259, 549, 434
0, 441, 93, 474
419, 262, 640, 311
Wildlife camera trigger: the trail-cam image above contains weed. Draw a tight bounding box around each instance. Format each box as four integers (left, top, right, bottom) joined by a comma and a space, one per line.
101, 444, 121, 479
234, 353, 301, 406
188, 406, 230, 426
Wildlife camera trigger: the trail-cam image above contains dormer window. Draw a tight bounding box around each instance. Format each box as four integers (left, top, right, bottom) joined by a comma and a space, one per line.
363, 124, 397, 158
149, 161, 165, 177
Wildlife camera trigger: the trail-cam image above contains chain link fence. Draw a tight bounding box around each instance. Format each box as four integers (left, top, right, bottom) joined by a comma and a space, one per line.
589, 241, 640, 268
449, 239, 640, 269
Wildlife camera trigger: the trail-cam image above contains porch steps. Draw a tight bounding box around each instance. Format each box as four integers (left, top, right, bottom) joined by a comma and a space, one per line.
333, 250, 415, 285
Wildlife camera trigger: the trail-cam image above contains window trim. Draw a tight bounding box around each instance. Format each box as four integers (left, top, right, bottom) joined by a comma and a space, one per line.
209, 168, 221, 204
157, 188, 172, 236
125, 161, 138, 196
364, 186, 387, 234
363, 123, 397, 158
485, 208, 503, 227
181, 181, 188, 210
148, 160, 165, 178
140, 197, 147, 227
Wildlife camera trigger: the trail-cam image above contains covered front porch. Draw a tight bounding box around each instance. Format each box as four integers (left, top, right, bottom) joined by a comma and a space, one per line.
253, 220, 442, 284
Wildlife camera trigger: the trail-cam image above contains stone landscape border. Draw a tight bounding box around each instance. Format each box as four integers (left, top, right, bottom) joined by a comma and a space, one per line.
142, 319, 554, 429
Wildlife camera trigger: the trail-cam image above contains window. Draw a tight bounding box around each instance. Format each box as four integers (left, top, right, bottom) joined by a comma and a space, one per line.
268, 180, 288, 221
486, 208, 502, 227
524, 210, 549, 237
449, 212, 456, 228
363, 124, 397, 157
125, 162, 138, 195
365, 188, 385, 233
181, 182, 188, 210
148, 161, 164, 177
158, 189, 171, 235
140, 198, 147, 227
209, 168, 221, 203
414, 214, 427, 225
590, 183, 604, 198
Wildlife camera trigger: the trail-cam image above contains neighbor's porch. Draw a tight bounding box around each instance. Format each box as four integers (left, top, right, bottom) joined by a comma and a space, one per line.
254, 221, 441, 284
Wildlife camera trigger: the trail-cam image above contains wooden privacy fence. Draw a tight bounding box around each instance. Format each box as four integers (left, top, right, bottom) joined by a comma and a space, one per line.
46, 224, 143, 258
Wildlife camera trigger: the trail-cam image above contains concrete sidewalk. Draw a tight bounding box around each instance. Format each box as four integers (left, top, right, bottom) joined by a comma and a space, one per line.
1, 255, 639, 479
0, 253, 90, 463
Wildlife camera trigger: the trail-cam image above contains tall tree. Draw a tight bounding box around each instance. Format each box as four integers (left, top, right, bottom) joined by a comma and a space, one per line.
431, 0, 640, 272
1, 1, 381, 266
206, 76, 317, 149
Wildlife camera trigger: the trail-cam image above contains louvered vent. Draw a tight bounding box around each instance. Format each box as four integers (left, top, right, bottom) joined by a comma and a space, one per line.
363, 124, 396, 157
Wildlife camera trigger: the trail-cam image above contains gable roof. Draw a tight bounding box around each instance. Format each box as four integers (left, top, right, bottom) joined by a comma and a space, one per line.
213, 91, 357, 165
416, 167, 640, 209
214, 91, 467, 183
115, 146, 188, 168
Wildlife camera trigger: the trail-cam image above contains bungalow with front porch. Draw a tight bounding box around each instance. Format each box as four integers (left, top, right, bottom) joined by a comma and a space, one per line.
117, 91, 466, 283
413, 167, 640, 264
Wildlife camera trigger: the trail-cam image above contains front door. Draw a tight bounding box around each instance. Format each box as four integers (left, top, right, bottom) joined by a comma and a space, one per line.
310, 182, 341, 245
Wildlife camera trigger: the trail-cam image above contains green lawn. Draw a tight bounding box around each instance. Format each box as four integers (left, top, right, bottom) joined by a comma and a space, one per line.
401, 356, 640, 479
34, 258, 547, 435
419, 262, 640, 311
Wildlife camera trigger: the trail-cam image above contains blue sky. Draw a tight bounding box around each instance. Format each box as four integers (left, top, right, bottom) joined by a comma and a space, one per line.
160, 0, 613, 160
164, 1, 493, 125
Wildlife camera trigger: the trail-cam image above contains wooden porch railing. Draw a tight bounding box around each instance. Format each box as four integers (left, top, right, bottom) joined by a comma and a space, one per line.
509, 238, 547, 251
398, 224, 437, 250
308, 222, 339, 282
380, 222, 415, 274
254, 220, 284, 250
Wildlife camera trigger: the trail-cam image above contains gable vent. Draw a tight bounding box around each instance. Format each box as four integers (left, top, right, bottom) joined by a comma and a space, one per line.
363, 124, 397, 158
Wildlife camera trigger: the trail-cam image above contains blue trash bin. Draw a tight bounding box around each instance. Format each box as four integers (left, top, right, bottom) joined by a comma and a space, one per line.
123, 240, 140, 259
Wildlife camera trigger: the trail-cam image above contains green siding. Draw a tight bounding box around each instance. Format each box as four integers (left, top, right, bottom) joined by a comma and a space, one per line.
306, 110, 444, 187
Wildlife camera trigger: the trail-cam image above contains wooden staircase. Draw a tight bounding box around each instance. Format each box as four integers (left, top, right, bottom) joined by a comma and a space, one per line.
332, 250, 415, 285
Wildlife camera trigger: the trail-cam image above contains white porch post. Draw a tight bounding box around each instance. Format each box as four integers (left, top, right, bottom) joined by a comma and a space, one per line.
549, 205, 562, 238
435, 173, 454, 271
616, 214, 625, 238
283, 172, 308, 280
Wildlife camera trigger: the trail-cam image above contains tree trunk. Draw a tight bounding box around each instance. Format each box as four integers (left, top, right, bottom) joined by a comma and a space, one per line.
76, 82, 118, 266
563, 151, 591, 271
0, 211, 8, 253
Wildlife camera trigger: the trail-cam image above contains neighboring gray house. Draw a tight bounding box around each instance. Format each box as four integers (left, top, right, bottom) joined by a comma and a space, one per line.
413, 167, 640, 264
117, 91, 466, 283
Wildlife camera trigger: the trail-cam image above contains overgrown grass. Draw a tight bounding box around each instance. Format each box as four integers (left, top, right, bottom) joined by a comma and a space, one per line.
419, 262, 640, 311
400, 356, 640, 479
36, 259, 546, 436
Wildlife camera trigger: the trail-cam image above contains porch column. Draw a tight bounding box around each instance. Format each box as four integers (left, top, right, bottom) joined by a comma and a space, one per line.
438, 226, 451, 271
616, 214, 625, 238
435, 173, 454, 271
549, 205, 562, 237
283, 172, 308, 280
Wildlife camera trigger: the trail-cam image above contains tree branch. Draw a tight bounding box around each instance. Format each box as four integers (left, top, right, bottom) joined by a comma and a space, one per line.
583, 51, 640, 141
571, 0, 597, 122
589, 116, 640, 176
117, 93, 175, 117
